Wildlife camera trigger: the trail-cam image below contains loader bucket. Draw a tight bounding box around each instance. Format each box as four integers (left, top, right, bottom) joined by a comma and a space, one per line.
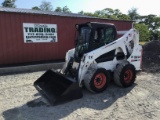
34, 70, 83, 105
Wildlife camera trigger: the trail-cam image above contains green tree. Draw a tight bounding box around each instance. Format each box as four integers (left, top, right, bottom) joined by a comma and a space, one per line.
94, 10, 106, 18
117, 14, 130, 20
134, 23, 150, 41
101, 8, 115, 19
92, 8, 130, 20
149, 30, 160, 40
78, 11, 84, 15
62, 6, 71, 13
103, 8, 114, 15
157, 31, 160, 40
103, 8, 123, 19
114, 9, 122, 16
2, 0, 16, 8
128, 8, 139, 20
139, 15, 160, 40
39, 1, 53, 11
84, 12, 95, 17
32, 6, 40, 10
54, 7, 62, 12
54, 6, 71, 13
139, 15, 160, 31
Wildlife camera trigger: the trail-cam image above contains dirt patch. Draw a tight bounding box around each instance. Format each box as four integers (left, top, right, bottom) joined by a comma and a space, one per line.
142, 40, 160, 73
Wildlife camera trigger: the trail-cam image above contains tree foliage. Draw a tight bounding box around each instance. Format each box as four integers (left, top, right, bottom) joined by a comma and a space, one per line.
139, 15, 160, 31
2, 0, 16, 8
77, 7, 160, 41
78, 11, 84, 15
39, 1, 53, 11
117, 14, 130, 20
62, 6, 71, 13
128, 8, 139, 20
134, 23, 150, 41
32, 6, 40, 10
54, 7, 62, 12
79, 8, 130, 20
54, 6, 71, 13
32, 3, 160, 41
138, 15, 160, 40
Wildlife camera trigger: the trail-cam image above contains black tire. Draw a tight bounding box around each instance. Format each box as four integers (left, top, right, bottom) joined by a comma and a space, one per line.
84, 68, 110, 93
114, 62, 136, 87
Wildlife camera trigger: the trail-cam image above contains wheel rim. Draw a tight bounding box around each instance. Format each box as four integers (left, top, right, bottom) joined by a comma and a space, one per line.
94, 73, 106, 89
124, 69, 133, 83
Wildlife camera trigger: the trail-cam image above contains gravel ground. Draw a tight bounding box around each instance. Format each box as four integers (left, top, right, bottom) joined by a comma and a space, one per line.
0, 71, 160, 120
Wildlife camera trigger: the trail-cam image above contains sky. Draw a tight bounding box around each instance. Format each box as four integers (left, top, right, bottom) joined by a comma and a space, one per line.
0, 0, 160, 16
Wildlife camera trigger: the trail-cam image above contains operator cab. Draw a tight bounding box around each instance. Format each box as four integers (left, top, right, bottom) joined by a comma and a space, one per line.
74, 22, 117, 62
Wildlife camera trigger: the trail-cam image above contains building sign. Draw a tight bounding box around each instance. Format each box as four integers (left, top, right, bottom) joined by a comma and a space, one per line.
23, 23, 58, 43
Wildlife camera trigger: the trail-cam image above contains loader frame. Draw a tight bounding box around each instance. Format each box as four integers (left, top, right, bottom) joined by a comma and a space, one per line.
65, 28, 142, 86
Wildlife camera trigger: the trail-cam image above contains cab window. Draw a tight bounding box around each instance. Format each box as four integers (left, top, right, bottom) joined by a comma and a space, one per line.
94, 27, 115, 45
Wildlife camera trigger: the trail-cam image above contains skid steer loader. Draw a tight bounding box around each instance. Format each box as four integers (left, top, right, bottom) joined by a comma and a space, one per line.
34, 22, 142, 105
